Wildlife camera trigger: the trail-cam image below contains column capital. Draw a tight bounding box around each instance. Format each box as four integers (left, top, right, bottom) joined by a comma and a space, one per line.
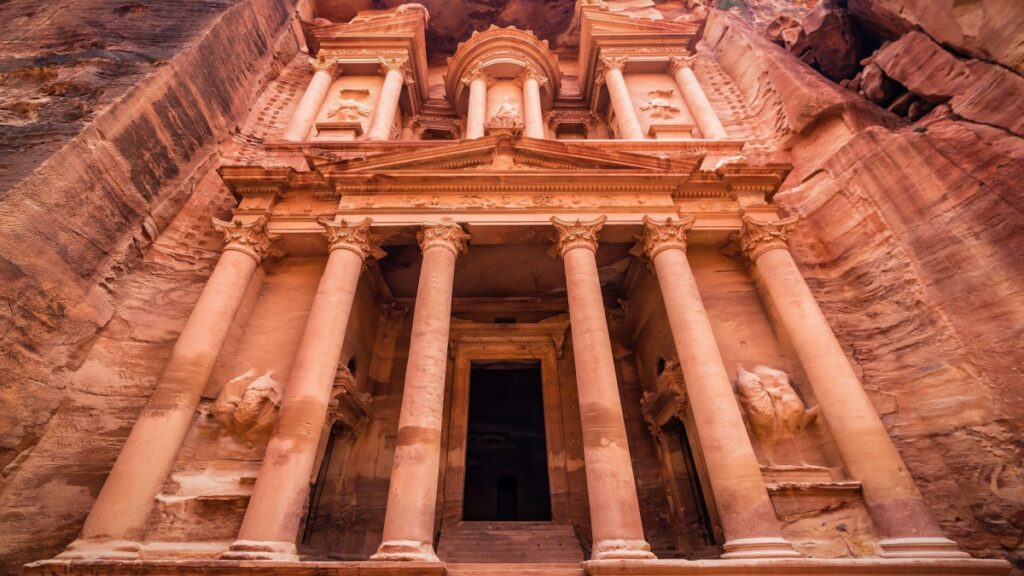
461, 62, 493, 87
380, 56, 409, 76
669, 55, 697, 73
318, 217, 384, 260
552, 216, 606, 257
640, 215, 696, 260
310, 57, 341, 77
519, 65, 549, 88
417, 222, 470, 256
736, 214, 800, 262
213, 216, 277, 263
600, 55, 628, 73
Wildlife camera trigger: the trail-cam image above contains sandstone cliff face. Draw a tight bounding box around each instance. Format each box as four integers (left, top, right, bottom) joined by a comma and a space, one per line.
705, 2, 1024, 569
0, 0, 300, 571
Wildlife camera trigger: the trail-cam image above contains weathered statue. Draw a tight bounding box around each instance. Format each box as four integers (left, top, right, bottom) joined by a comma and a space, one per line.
326, 92, 373, 122
735, 365, 819, 443
213, 370, 283, 441
489, 97, 521, 127
639, 91, 682, 118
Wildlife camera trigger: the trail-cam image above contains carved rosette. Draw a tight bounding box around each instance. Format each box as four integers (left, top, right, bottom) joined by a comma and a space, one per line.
551, 216, 606, 257
640, 215, 696, 260
417, 222, 471, 256
736, 214, 800, 262
213, 216, 277, 263
310, 57, 341, 77
318, 217, 382, 260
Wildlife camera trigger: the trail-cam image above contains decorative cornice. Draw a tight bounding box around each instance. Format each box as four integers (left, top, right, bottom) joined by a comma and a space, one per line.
640, 215, 696, 260
417, 222, 471, 256
551, 216, 606, 257
735, 214, 800, 262
310, 58, 341, 77
213, 216, 277, 263
318, 217, 383, 260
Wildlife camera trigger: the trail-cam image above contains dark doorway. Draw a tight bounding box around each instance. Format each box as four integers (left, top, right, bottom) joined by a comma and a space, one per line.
463, 361, 551, 521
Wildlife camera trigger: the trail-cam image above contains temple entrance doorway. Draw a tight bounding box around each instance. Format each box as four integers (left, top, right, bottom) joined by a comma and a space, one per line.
462, 362, 552, 521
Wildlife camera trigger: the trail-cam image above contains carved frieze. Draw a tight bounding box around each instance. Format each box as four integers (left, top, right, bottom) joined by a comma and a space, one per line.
551, 216, 606, 256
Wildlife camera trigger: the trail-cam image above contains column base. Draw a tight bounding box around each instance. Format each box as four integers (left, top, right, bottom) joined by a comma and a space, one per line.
721, 537, 802, 559
56, 538, 141, 560
879, 537, 971, 559
370, 540, 440, 562
219, 540, 299, 561
592, 539, 657, 560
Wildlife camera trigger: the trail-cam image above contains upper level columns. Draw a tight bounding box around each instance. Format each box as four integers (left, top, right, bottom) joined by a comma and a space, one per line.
464, 70, 488, 140
552, 217, 655, 560
522, 69, 547, 139
283, 59, 339, 142
366, 57, 409, 141
223, 219, 380, 561
372, 223, 470, 562
600, 57, 645, 141
58, 218, 276, 559
640, 217, 798, 559
737, 215, 967, 559
670, 56, 727, 140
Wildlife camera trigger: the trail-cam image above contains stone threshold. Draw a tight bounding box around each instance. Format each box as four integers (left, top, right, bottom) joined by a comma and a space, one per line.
24, 558, 1011, 576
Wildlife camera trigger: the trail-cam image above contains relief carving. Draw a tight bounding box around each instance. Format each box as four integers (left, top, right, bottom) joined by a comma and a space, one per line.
326, 89, 372, 122
213, 370, 283, 441
735, 365, 819, 444
639, 90, 682, 118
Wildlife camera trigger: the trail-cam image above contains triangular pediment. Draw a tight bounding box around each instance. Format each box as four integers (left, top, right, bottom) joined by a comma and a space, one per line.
310, 135, 696, 175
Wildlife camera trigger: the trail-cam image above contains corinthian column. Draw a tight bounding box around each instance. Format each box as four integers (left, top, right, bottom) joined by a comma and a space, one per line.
670, 57, 727, 140
223, 219, 380, 561
366, 57, 408, 141
600, 57, 644, 141
640, 217, 798, 559
372, 222, 470, 562
522, 68, 547, 139
736, 215, 967, 559
464, 66, 488, 140
59, 218, 276, 560
283, 59, 339, 142
552, 217, 655, 560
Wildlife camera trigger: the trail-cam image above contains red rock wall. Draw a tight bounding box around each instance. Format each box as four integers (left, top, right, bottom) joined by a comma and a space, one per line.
704, 8, 1024, 571
0, 0, 300, 571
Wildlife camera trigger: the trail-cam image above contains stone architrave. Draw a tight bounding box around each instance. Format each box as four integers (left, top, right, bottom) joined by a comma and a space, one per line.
737, 214, 968, 559
372, 222, 470, 562
283, 59, 340, 141
639, 216, 799, 559
58, 217, 276, 560
222, 218, 380, 561
552, 216, 656, 560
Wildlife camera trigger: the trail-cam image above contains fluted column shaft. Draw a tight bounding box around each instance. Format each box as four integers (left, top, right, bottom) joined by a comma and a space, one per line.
223, 220, 378, 561
602, 59, 644, 141
522, 75, 545, 139
640, 217, 798, 559
283, 60, 337, 142
671, 58, 727, 140
366, 59, 407, 141
552, 217, 655, 560
59, 219, 275, 559
465, 76, 488, 140
739, 215, 966, 559
372, 223, 470, 562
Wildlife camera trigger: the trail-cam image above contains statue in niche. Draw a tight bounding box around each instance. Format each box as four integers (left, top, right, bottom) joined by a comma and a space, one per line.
735, 365, 819, 444
213, 369, 283, 441
639, 89, 681, 118
326, 89, 372, 122
488, 97, 522, 128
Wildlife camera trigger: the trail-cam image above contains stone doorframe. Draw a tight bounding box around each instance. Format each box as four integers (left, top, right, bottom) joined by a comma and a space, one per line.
441, 315, 573, 528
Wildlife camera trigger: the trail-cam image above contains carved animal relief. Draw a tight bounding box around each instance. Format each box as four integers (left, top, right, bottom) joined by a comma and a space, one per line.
327, 89, 372, 122
735, 365, 818, 444
639, 90, 681, 118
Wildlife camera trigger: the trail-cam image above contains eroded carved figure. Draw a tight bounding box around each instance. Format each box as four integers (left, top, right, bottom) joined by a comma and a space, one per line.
639, 91, 681, 118
327, 89, 373, 121
735, 365, 819, 443
213, 370, 283, 440
489, 97, 521, 127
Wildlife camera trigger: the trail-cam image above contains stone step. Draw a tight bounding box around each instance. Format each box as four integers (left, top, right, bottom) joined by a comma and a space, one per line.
446, 563, 584, 576
438, 522, 584, 564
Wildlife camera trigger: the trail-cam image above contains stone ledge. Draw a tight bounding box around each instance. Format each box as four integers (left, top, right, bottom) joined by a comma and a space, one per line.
583, 558, 1012, 575
23, 560, 446, 576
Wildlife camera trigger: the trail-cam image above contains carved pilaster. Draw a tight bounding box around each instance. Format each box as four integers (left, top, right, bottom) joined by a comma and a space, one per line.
310, 57, 341, 77
213, 216, 277, 263
551, 216, 606, 257
417, 222, 471, 256
735, 214, 800, 262
318, 217, 383, 260
640, 215, 696, 260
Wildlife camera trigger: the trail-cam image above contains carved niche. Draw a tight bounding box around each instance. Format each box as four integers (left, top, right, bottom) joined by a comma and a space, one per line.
735, 365, 819, 444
